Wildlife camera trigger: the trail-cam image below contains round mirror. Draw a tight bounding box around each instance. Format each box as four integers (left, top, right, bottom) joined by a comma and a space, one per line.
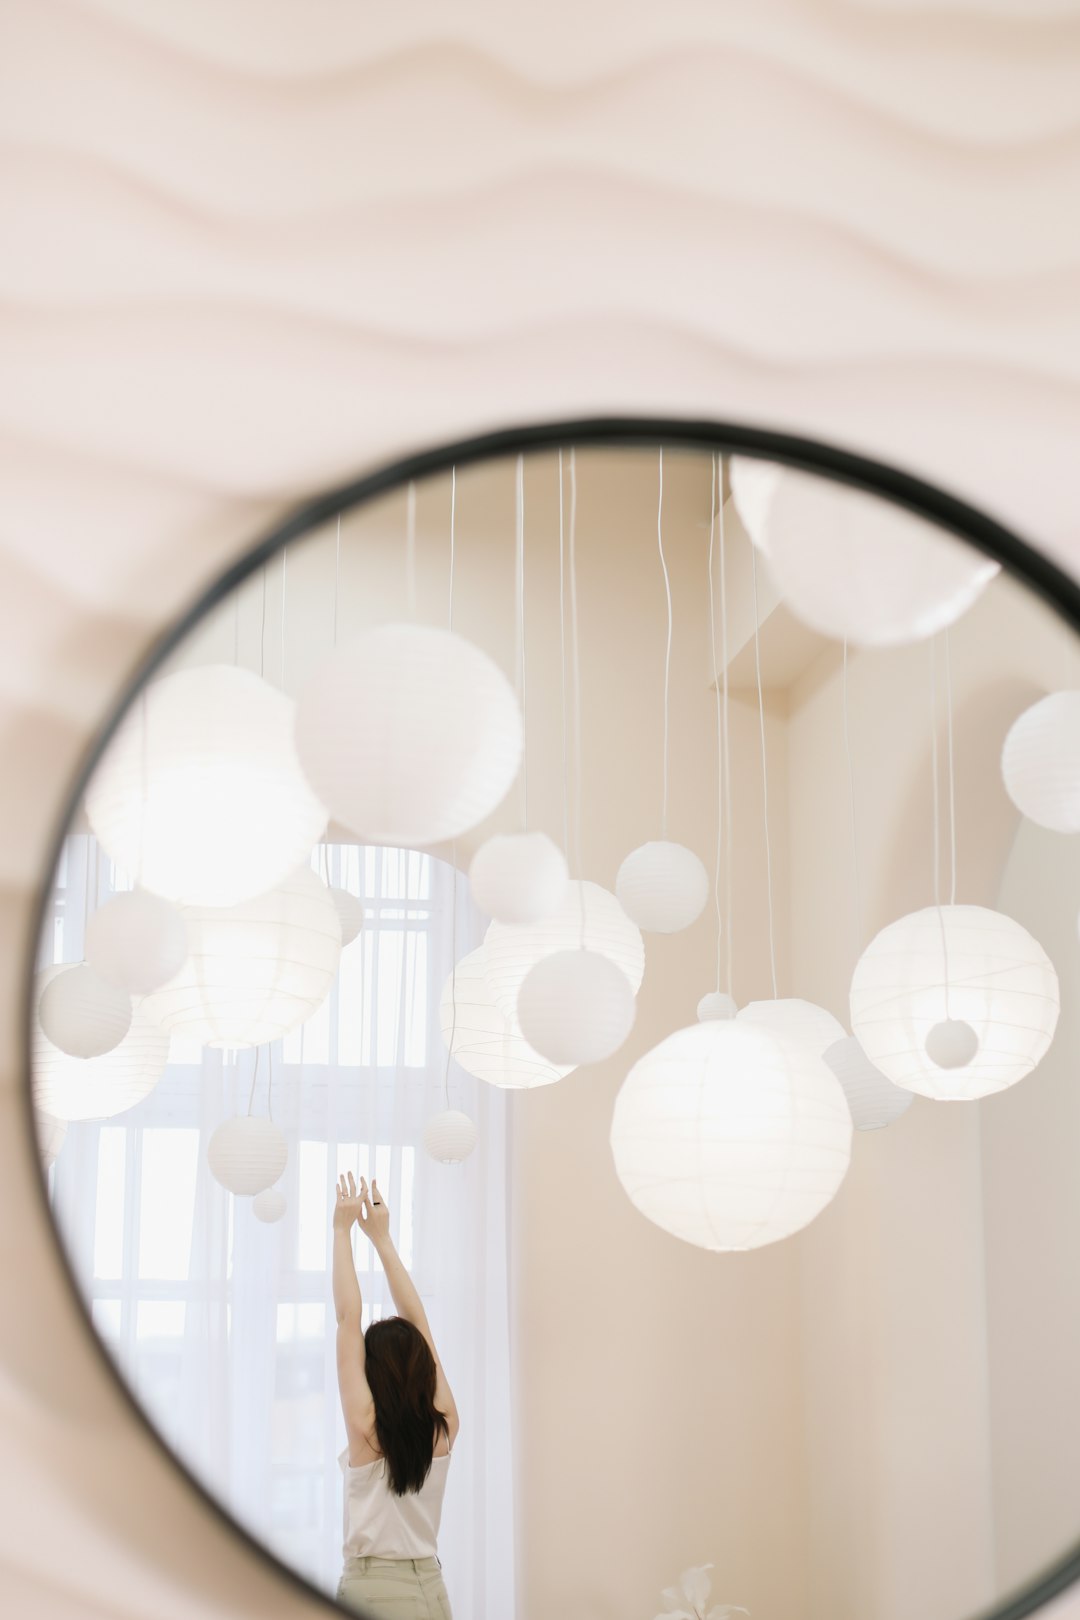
25, 421, 1080, 1620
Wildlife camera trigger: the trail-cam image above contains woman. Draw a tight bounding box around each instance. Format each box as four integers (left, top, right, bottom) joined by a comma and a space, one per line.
332, 1170, 458, 1619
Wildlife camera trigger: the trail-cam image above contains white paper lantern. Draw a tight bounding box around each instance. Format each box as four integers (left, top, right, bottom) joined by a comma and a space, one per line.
36, 1111, 68, 1168
330, 887, 365, 947
737, 997, 846, 1057
698, 991, 737, 1022
469, 831, 568, 925
760, 469, 997, 648
423, 1110, 478, 1164
439, 946, 570, 1090
611, 1021, 852, 1251
295, 625, 523, 846
517, 949, 636, 1065
1002, 692, 1080, 833
208, 1115, 288, 1195
824, 1036, 914, 1131
86, 664, 328, 907
850, 904, 1059, 1101
615, 841, 709, 934
38, 964, 132, 1058
32, 968, 170, 1121
729, 458, 782, 556
85, 889, 188, 994
147, 866, 341, 1049
484, 880, 645, 1024
252, 1186, 287, 1223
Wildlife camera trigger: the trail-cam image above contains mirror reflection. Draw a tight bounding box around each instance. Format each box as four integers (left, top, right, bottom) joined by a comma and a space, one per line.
30, 442, 1080, 1620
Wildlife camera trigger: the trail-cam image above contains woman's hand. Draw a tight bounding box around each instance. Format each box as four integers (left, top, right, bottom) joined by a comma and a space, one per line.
333, 1170, 365, 1230
356, 1176, 392, 1247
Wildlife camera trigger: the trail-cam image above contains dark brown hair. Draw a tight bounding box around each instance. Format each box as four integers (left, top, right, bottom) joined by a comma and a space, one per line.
363, 1317, 449, 1496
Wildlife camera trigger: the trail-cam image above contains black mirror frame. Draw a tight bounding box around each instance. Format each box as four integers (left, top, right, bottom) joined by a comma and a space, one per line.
21, 414, 1080, 1620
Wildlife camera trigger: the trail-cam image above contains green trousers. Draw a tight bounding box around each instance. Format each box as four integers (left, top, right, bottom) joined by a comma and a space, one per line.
337, 1555, 453, 1620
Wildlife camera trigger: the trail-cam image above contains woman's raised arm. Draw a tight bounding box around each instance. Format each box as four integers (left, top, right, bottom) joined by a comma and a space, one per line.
332, 1172, 376, 1456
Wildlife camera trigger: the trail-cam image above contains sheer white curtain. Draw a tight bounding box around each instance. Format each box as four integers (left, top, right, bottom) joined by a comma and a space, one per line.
46, 835, 515, 1618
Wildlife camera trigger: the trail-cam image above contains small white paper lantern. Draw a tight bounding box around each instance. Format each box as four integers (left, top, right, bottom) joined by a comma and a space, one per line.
729, 458, 782, 556
737, 997, 846, 1057
698, 991, 737, 1022
295, 625, 523, 846
207, 1115, 288, 1195
330, 887, 365, 947
38, 964, 132, 1058
469, 831, 568, 925
850, 904, 1059, 1100
824, 1036, 914, 1131
252, 1186, 287, 1223
518, 949, 636, 1065
484, 880, 645, 1023
925, 1018, 980, 1070
615, 841, 709, 934
439, 946, 570, 1090
85, 889, 188, 994
610, 1021, 852, 1252
761, 469, 997, 647
148, 866, 341, 1049
1002, 692, 1080, 833
424, 1110, 478, 1164
86, 664, 328, 907
32, 968, 170, 1121
36, 1111, 68, 1168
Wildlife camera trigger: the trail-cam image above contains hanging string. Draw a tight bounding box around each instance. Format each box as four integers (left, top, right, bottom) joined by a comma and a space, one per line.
707, 455, 723, 994
657, 448, 674, 840
448, 467, 457, 631
321, 839, 332, 887
406, 481, 417, 619
558, 451, 570, 861
137, 686, 149, 891
719, 460, 733, 999
247, 1046, 261, 1116
82, 827, 93, 945
944, 627, 957, 905
930, 638, 951, 1015
266, 1045, 273, 1123
569, 448, 586, 949
333, 515, 341, 646
842, 640, 862, 955
515, 454, 528, 828
259, 563, 268, 679
280, 546, 288, 688
442, 844, 459, 1108
750, 545, 779, 1000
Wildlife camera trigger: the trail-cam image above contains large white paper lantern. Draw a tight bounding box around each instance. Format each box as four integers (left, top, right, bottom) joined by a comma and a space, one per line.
760, 470, 997, 647
484, 880, 645, 1024
32, 968, 170, 1121
207, 1115, 287, 1195
295, 625, 523, 846
737, 997, 846, 1057
147, 866, 341, 1049
469, 832, 568, 925
849, 904, 1059, 1100
424, 1110, 477, 1164
698, 991, 737, 1022
1002, 692, 1080, 833
86, 664, 328, 907
824, 1036, 914, 1131
729, 458, 781, 556
439, 946, 569, 1090
252, 1186, 287, 1223
38, 964, 132, 1058
611, 1021, 852, 1251
85, 889, 188, 994
36, 1111, 68, 1168
330, 887, 365, 947
615, 841, 709, 934
518, 949, 636, 1065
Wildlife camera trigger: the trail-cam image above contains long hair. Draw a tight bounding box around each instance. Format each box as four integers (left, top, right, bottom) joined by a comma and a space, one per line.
363, 1316, 449, 1496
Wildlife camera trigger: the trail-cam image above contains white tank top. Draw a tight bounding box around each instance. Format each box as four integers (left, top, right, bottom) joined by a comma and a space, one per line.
339, 1446, 451, 1560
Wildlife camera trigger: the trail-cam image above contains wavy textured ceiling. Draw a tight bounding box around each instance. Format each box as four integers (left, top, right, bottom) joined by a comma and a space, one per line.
3, 2, 1080, 1617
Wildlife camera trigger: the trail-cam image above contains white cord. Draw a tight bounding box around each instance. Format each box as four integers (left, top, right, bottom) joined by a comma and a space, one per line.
569, 449, 586, 949
707, 454, 723, 994
558, 451, 570, 861
405, 481, 417, 620
333, 515, 341, 646
944, 627, 957, 905
657, 448, 673, 840
448, 467, 456, 631
719, 464, 733, 999
516, 454, 528, 828
750, 545, 778, 1000
930, 638, 951, 1016
280, 546, 287, 688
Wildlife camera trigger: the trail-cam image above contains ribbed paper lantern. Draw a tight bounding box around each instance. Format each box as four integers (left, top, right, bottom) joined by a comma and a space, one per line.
484, 880, 645, 1023
762, 470, 997, 647
849, 904, 1059, 1100
207, 1116, 287, 1195
729, 458, 781, 556
698, 991, 737, 1022
85, 890, 188, 994
737, 997, 846, 1057
148, 867, 341, 1049
423, 1110, 478, 1164
32, 968, 170, 1121
295, 625, 523, 846
517, 950, 636, 1065
1002, 692, 1080, 833
439, 946, 569, 1090
38, 964, 132, 1058
610, 1021, 852, 1251
824, 1036, 914, 1131
252, 1186, 287, 1223
469, 832, 568, 925
36, 1111, 68, 1168
330, 887, 365, 947
85, 664, 327, 906
615, 841, 709, 934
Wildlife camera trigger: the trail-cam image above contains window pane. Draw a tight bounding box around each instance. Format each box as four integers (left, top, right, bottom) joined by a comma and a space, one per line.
297, 1140, 328, 1271
137, 1300, 186, 1340
404, 931, 427, 1068
399, 1147, 415, 1269
337, 938, 367, 1066
138, 1128, 199, 1279
94, 1128, 126, 1279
